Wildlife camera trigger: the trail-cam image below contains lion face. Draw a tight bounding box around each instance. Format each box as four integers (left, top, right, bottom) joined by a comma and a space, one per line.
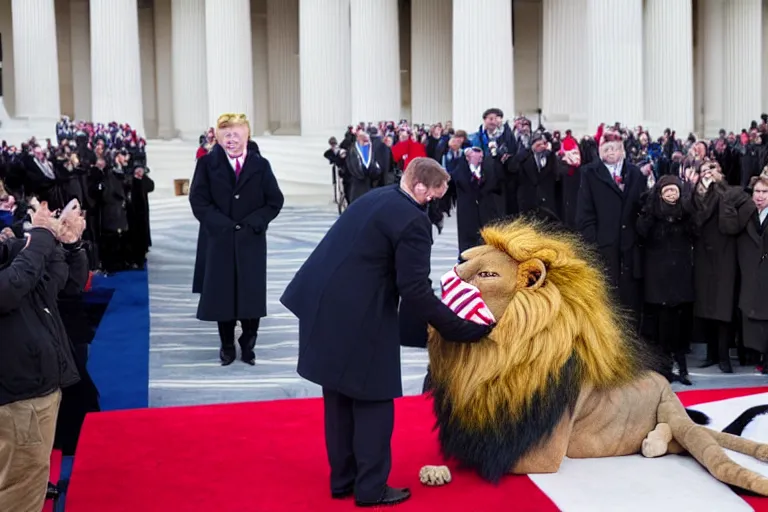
455, 245, 547, 328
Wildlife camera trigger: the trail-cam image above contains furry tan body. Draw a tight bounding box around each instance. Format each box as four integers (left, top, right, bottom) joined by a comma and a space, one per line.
420, 220, 768, 495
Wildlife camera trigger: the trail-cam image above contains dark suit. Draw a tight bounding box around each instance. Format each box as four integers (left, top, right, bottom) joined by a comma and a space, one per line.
450, 158, 503, 254
280, 185, 490, 501
576, 160, 647, 326
514, 149, 560, 217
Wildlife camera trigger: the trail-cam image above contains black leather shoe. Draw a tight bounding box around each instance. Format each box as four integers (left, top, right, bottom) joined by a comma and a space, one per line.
331, 488, 354, 499
719, 360, 733, 374
677, 373, 693, 386
220, 347, 236, 366
46, 482, 60, 500
239, 335, 256, 365
355, 486, 411, 507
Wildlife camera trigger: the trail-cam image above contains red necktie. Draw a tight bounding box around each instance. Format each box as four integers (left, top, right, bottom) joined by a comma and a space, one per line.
234, 158, 242, 180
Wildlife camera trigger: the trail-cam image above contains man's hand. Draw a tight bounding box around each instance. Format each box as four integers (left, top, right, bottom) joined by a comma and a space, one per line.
0, 227, 15, 242
30, 201, 57, 234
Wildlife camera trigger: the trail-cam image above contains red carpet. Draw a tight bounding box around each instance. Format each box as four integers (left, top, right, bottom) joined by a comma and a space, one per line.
66, 388, 768, 512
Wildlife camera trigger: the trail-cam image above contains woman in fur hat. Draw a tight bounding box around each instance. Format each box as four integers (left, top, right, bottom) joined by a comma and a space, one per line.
637, 175, 697, 384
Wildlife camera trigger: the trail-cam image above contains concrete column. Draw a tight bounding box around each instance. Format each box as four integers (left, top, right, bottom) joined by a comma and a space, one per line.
204, 0, 254, 127
541, 0, 587, 131
172, 0, 209, 140
267, 0, 300, 133
11, 0, 61, 119
643, 0, 694, 135
586, 0, 643, 131
298, 0, 351, 136
90, 0, 144, 134
138, 4, 158, 139
251, 2, 270, 135
350, 0, 401, 122
699, 0, 725, 137
70, 0, 91, 121
452, 0, 513, 132
411, 0, 451, 125
763, 0, 768, 116
154, 0, 174, 139
723, 0, 762, 132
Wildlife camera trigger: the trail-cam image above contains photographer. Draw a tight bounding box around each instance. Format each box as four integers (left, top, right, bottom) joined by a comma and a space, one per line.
0, 200, 88, 512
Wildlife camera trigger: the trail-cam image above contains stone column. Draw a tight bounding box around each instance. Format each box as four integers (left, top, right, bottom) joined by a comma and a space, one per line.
267, 0, 301, 133
350, 0, 401, 122
172, 0, 209, 140
299, 0, 351, 136
699, 0, 725, 137
586, 0, 643, 131
643, 0, 694, 135
722, 0, 762, 132
452, 0, 513, 133
11, 0, 61, 119
90, 0, 144, 135
154, 0, 175, 139
411, 0, 451, 125
70, 0, 92, 121
763, 0, 768, 116
205, 0, 254, 127
541, 0, 587, 131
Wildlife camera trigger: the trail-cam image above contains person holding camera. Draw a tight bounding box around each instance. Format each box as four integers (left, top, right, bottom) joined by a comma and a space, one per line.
0, 200, 88, 512
469, 108, 519, 217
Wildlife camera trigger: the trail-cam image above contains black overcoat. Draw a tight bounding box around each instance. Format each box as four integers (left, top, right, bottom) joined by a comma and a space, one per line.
450, 158, 503, 254
514, 150, 561, 217
280, 185, 483, 401
576, 160, 647, 318
691, 182, 747, 322
735, 203, 768, 352
635, 198, 696, 306
190, 142, 284, 321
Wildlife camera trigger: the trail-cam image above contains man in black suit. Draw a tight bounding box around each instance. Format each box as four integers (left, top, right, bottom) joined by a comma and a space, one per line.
576, 128, 649, 329
280, 158, 493, 508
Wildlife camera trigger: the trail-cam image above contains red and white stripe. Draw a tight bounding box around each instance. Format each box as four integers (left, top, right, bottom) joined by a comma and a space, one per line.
440, 267, 496, 325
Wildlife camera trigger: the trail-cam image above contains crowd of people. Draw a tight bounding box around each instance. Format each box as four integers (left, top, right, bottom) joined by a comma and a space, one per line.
0, 117, 155, 273
0, 118, 155, 511
324, 110, 768, 386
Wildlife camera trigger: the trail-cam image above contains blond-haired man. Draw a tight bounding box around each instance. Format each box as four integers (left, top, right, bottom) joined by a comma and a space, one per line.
190, 113, 284, 365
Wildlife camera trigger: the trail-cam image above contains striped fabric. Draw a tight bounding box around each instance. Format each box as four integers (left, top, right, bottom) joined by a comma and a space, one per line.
440, 267, 496, 325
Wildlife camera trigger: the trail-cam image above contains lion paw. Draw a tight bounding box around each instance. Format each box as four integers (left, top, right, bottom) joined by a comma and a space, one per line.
641, 437, 669, 458
419, 465, 452, 486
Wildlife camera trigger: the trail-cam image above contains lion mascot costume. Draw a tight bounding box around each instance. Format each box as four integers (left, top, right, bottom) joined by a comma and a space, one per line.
418, 219, 768, 496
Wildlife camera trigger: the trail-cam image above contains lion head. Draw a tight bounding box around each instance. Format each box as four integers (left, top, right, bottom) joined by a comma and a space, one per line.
428, 218, 651, 482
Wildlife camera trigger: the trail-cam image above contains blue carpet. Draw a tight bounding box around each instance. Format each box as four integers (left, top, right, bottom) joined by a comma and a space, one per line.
87, 270, 150, 410
57, 269, 150, 511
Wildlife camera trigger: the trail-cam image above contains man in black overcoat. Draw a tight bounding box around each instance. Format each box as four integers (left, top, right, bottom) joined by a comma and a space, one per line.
450, 146, 503, 255
576, 128, 649, 329
512, 131, 561, 218
280, 158, 493, 507
190, 113, 284, 366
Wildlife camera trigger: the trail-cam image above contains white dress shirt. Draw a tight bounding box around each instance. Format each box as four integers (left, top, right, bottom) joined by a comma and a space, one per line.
227, 149, 247, 172
759, 207, 768, 226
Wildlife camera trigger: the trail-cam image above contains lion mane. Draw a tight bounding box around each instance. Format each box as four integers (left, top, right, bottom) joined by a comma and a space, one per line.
428, 218, 657, 482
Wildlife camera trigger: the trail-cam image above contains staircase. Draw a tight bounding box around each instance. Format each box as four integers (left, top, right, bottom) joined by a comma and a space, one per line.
0, 100, 56, 144
146, 136, 335, 207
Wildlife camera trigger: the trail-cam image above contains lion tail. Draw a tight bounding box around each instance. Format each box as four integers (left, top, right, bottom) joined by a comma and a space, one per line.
685, 408, 710, 426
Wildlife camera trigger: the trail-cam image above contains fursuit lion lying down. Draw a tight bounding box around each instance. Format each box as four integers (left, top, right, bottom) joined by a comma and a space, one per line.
419, 219, 768, 496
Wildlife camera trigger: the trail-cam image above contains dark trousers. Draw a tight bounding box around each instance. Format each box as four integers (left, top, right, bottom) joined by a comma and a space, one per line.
100, 231, 125, 272
655, 303, 694, 375
322, 388, 394, 502
698, 317, 733, 363
217, 319, 260, 343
